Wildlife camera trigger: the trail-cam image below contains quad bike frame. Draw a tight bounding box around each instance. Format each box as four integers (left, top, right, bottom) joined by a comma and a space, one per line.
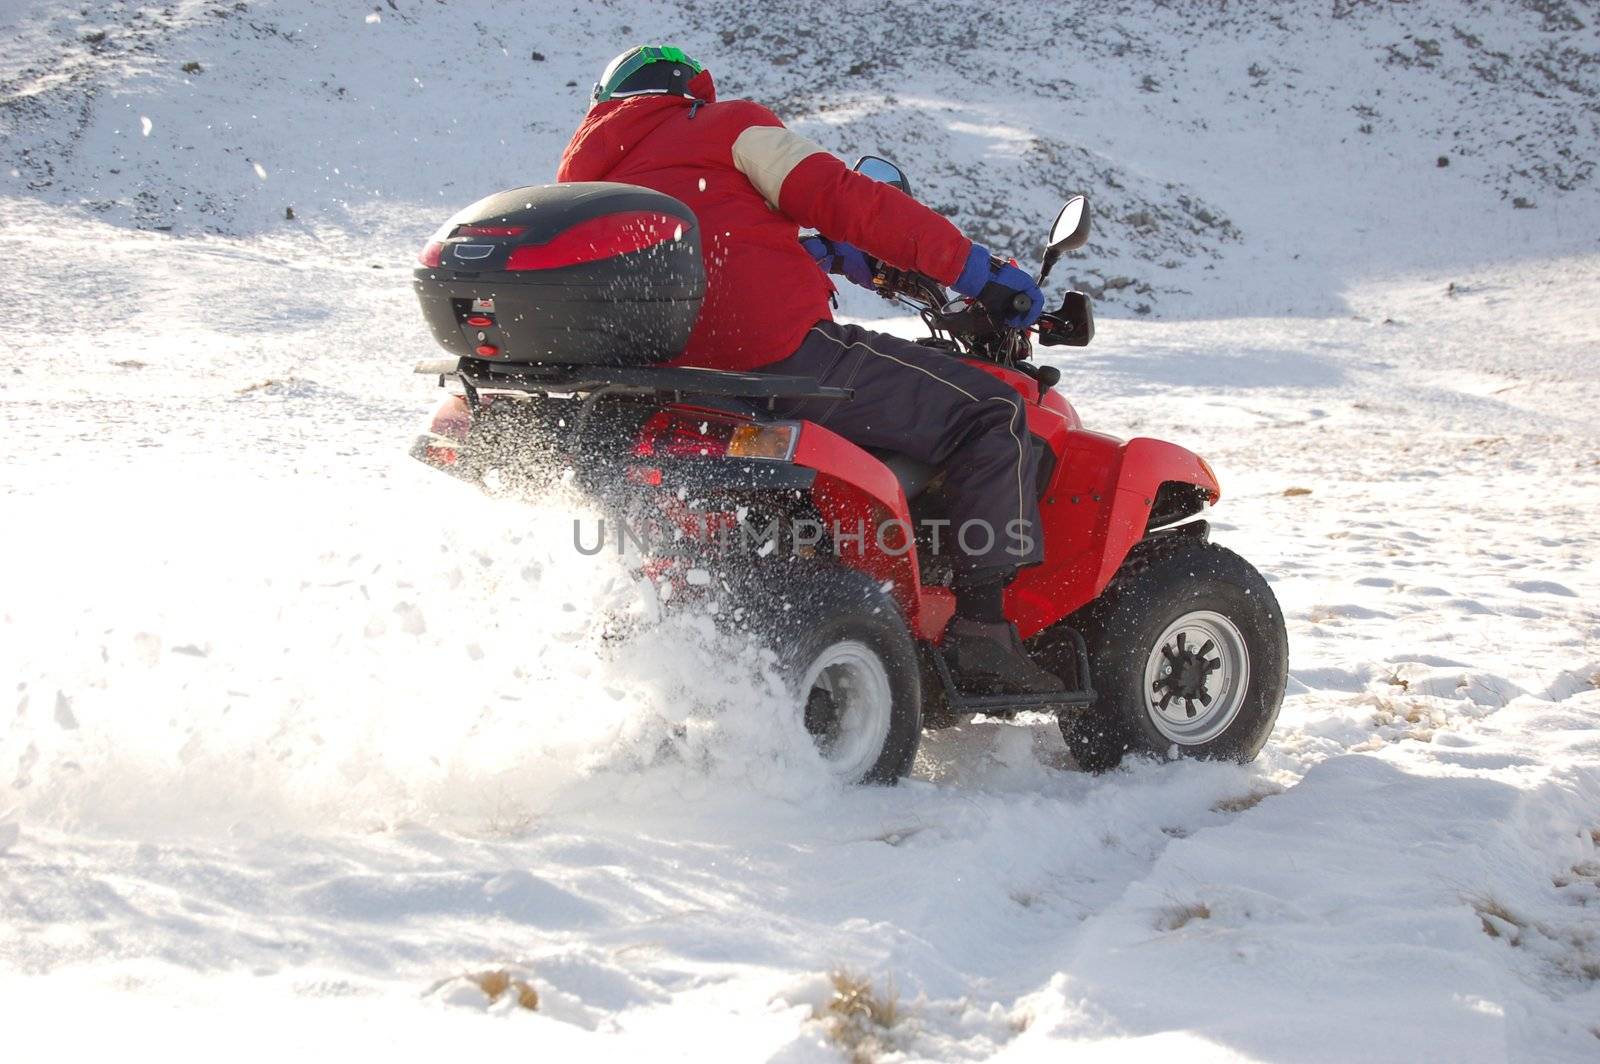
411, 354, 1221, 724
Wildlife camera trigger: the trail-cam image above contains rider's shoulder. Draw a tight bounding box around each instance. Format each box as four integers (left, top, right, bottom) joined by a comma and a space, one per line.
700, 98, 785, 132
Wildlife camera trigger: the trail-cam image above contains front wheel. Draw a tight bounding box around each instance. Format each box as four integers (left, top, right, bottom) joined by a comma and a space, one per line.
752, 565, 923, 784
1059, 539, 1287, 772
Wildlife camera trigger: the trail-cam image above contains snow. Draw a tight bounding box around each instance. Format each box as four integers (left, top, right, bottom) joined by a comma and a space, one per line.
3, 0, 1599, 1060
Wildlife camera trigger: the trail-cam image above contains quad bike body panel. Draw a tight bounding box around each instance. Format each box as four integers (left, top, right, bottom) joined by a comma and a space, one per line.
414, 358, 1222, 645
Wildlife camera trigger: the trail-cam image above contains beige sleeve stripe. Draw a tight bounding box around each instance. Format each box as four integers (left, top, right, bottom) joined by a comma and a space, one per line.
731, 125, 829, 209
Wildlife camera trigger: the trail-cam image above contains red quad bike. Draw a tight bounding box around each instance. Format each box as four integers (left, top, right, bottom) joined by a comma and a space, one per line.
409, 157, 1288, 783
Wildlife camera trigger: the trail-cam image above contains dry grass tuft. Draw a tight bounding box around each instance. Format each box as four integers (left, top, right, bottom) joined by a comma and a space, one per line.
1211, 786, 1281, 814
468, 969, 539, 1010
874, 826, 924, 847
814, 969, 901, 1063
1469, 894, 1526, 943
483, 799, 537, 837
1360, 692, 1449, 742
1282, 486, 1313, 497
1368, 695, 1437, 726
1466, 892, 1600, 985
1157, 900, 1212, 931
1553, 859, 1600, 890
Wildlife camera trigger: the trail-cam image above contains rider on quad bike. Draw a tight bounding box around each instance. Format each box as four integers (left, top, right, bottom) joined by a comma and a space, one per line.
557, 45, 1062, 694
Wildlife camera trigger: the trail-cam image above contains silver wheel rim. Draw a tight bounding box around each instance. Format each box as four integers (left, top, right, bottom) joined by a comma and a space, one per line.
799, 640, 894, 781
1141, 610, 1251, 745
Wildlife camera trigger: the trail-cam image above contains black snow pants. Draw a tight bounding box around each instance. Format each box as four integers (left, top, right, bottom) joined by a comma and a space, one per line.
758, 320, 1044, 576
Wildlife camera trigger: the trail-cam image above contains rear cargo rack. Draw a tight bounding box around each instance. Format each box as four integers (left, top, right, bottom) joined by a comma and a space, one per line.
415, 357, 854, 404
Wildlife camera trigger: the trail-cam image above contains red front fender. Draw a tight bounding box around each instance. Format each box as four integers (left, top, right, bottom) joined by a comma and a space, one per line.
1094, 437, 1219, 590
1009, 433, 1220, 638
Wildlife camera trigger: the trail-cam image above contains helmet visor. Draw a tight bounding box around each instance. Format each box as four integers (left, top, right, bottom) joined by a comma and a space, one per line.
591, 45, 704, 106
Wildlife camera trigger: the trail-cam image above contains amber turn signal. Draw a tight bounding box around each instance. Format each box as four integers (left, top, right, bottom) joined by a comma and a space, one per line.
725, 423, 799, 461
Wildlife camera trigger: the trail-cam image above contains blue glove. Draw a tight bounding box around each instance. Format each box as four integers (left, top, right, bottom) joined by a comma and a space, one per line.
951, 244, 1044, 328
801, 235, 876, 291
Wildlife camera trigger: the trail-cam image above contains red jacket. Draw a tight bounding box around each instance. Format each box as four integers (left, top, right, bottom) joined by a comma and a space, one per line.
556, 76, 973, 370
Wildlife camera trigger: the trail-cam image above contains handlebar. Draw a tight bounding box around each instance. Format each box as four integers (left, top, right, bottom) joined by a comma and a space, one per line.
868, 256, 1089, 365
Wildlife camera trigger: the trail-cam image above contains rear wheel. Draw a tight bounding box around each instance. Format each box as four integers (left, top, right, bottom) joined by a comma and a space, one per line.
1059, 538, 1287, 772
753, 565, 923, 784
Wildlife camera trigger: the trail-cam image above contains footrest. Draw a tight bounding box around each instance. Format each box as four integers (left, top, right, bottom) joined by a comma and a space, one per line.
929, 634, 1096, 716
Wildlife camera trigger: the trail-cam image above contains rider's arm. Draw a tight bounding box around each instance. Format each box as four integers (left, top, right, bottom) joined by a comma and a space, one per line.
725, 106, 972, 285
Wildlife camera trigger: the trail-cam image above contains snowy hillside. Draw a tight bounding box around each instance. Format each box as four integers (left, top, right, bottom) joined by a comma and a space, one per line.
5, 0, 1597, 311
3, 0, 1600, 1060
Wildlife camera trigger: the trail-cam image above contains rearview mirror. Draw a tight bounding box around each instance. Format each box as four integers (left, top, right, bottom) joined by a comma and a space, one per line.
854, 155, 912, 196
1039, 195, 1090, 284
1050, 197, 1089, 249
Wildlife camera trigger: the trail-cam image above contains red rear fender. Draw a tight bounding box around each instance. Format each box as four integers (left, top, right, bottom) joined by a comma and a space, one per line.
792, 424, 946, 637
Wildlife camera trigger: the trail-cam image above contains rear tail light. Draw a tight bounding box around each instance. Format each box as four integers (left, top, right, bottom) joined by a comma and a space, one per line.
507, 211, 684, 271
417, 217, 454, 267
423, 440, 459, 467
416, 219, 454, 268
634, 411, 736, 458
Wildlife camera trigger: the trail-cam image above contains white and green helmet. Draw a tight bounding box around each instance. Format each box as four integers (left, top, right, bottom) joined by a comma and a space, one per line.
591, 45, 705, 108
